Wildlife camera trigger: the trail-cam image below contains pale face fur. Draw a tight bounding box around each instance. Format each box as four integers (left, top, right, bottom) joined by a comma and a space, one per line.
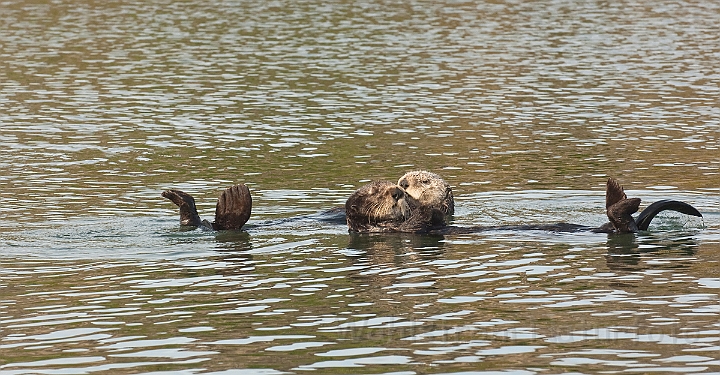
398, 170, 454, 215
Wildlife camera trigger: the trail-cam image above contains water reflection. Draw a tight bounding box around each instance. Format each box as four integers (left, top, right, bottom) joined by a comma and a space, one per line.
2, 230, 719, 373
213, 230, 252, 252
605, 231, 700, 271
345, 233, 446, 262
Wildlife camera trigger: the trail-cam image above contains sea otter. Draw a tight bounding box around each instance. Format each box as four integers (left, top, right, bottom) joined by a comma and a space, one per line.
163, 176, 701, 235
344, 180, 446, 233
162, 184, 252, 230
345, 177, 702, 234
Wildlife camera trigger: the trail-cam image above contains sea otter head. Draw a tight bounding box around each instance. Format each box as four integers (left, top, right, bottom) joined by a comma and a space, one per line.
345, 181, 413, 233
398, 170, 454, 216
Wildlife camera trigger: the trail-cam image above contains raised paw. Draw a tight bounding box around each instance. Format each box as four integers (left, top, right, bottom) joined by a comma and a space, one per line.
213, 184, 252, 230
162, 189, 202, 227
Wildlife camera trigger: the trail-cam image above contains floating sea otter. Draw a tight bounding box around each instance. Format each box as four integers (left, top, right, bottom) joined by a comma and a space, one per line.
342, 179, 447, 233
345, 174, 703, 234
163, 173, 701, 234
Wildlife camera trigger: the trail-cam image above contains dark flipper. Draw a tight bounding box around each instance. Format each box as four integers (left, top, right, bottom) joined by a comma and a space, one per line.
606, 178, 628, 210
212, 184, 252, 230
605, 178, 641, 233
162, 189, 203, 227
635, 199, 703, 231
607, 197, 641, 233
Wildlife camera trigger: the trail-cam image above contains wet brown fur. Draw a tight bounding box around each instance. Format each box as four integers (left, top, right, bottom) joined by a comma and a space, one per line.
346, 176, 651, 234
164, 176, 698, 236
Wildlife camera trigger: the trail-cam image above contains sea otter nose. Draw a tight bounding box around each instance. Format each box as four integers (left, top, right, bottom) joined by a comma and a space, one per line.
398, 179, 409, 190
391, 187, 404, 201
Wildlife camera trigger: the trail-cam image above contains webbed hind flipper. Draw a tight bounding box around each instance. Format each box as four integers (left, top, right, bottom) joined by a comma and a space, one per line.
607, 197, 641, 233
213, 184, 252, 230
606, 178, 627, 210
605, 178, 640, 233
162, 189, 203, 227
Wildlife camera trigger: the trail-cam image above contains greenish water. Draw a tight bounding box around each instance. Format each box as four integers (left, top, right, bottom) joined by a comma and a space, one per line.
1, 0, 719, 374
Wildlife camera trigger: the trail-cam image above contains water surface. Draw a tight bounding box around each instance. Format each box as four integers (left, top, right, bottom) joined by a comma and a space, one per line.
1, 0, 719, 373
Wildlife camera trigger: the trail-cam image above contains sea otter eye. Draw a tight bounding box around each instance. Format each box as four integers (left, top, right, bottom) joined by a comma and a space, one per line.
399, 179, 409, 189
421, 179, 429, 184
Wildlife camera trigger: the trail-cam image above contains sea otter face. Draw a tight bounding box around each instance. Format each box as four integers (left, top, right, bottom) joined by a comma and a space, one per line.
398, 170, 454, 216
345, 181, 413, 232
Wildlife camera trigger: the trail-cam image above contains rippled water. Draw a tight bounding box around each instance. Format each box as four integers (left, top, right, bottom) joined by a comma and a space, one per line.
1, 0, 720, 373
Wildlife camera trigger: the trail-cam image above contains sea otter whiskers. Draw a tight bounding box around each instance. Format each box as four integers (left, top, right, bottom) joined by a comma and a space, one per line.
163, 184, 252, 230
398, 170, 454, 217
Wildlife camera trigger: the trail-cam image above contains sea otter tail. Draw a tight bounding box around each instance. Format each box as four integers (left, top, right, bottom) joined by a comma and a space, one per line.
212, 184, 252, 230
161, 189, 203, 227
635, 199, 703, 231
